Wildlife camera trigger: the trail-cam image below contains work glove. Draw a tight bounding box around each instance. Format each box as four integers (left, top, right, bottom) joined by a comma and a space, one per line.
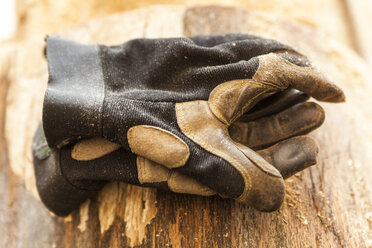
38, 34, 344, 216
33, 89, 322, 216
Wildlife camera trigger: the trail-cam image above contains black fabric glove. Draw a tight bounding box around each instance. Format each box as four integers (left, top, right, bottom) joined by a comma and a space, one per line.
40, 34, 344, 215
34, 90, 322, 216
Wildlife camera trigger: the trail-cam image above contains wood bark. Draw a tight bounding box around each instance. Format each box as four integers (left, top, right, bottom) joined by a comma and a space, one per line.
1, 6, 371, 247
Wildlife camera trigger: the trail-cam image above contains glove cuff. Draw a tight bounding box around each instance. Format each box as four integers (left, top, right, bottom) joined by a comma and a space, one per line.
43, 36, 104, 148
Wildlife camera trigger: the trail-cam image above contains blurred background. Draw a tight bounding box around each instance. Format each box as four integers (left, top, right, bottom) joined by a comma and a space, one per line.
0, 1, 372, 247
0, 0, 372, 64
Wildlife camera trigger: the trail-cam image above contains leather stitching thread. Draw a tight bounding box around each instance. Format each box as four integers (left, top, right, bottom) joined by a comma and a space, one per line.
229, 88, 273, 124
176, 103, 252, 202
127, 125, 190, 168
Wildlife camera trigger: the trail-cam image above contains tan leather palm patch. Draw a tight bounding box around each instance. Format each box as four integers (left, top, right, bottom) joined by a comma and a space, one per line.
176, 100, 252, 202
137, 156, 170, 184
127, 125, 190, 168
71, 138, 121, 161
136, 156, 215, 196
168, 171, 216, 196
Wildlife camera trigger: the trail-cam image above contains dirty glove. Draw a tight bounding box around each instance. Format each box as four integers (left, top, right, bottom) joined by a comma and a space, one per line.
34, 90, 321, 216
41, 34, 344, 215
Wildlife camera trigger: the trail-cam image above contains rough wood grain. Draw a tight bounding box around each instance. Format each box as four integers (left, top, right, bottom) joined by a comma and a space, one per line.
14, 0, 353, 50
1, 5, 372, 247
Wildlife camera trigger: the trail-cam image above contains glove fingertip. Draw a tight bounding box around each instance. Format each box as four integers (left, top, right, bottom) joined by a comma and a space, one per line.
245, 176, 285, 212
319, 86, 346, 103
279, 136, 319, 179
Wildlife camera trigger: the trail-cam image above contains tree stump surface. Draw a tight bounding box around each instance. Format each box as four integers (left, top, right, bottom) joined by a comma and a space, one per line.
0, 5, 371, 248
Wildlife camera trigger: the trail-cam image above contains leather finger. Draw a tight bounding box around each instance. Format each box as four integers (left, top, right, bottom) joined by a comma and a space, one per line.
257, 136, 319, 179
229, 102, 324, 150
253, 53, 345, 103
238, 88, 309, 122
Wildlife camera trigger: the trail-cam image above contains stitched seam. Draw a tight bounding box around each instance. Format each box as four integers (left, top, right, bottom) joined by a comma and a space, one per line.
97, 46, 106, 138
128, 125, 189, 168
215, 81, 277, 124
176, 103, 252, 202
177, 103, 252, 201
210, 80, 280, 125
210, 81, 243, 124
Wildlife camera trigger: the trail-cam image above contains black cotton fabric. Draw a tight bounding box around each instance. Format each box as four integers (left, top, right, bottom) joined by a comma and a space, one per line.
99, 34, 291, 102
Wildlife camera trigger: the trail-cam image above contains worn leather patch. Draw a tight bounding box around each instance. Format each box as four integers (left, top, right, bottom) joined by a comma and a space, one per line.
137, 156, 170, 184
127, 125, 190, 168
253, 53, 345, 102
177, 101, 252, 202
71, 138, 121, 161
176, 100, 285, 208
168, 171, 216, 196
209, 79, 279, 125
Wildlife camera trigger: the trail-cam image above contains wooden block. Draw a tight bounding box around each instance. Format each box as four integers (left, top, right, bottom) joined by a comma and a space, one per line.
1, 6, 371, 247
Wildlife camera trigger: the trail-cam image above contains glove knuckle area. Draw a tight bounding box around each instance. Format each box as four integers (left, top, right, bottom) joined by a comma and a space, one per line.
127, 125, 190, 169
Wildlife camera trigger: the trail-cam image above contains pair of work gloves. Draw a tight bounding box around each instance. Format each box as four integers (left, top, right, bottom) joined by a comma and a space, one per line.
32, 34, 345, 216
